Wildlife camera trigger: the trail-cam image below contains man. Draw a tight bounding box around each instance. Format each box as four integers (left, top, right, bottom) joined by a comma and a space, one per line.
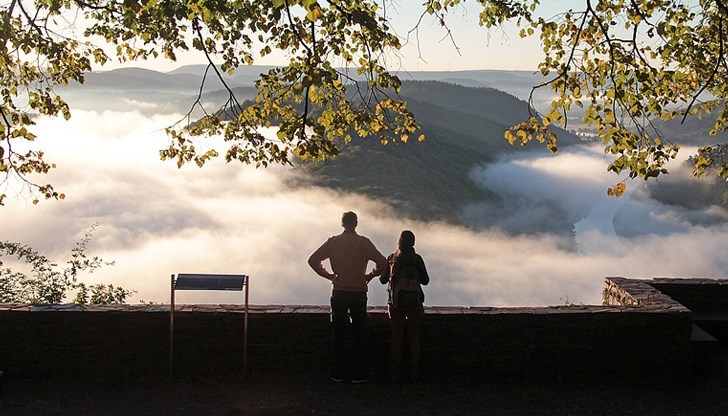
308, 211, 387, 383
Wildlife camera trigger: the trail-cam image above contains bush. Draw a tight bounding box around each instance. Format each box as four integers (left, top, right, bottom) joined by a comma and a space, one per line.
0, 224, 133, 304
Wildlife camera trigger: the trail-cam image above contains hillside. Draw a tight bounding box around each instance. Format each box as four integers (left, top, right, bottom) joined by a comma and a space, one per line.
170, 64, 278, 87
295, 80, 582, 224
651, 110, 728, 145
63, 67, 583, 227
645, 109, 728, 212
397, 69, 547, 105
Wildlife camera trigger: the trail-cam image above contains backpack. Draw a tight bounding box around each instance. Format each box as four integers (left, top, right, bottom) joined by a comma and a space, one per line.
390, 257, 421, 308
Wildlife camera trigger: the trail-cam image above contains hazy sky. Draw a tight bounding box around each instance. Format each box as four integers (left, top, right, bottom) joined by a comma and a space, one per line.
96, 1, 582, 73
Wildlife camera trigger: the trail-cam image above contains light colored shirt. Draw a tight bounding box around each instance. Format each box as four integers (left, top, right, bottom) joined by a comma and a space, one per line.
308, 230, 387, 292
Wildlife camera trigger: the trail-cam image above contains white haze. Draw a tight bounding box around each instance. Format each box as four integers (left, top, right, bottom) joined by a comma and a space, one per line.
3, 106, 728, 307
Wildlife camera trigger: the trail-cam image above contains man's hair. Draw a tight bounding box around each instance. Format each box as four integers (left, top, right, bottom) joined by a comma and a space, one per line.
341, 211, 358, 229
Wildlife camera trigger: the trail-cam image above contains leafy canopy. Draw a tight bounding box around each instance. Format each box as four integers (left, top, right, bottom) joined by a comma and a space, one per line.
551, 0, 727, 195
1, 0, 420, 205
1, 0, 727, 203
432, 0, 728, 196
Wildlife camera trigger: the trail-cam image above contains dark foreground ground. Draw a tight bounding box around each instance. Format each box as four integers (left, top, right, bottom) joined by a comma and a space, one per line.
2, 359, 728, 416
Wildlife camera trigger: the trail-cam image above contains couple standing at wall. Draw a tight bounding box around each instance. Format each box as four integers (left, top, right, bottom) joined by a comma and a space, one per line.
308, 211, 430, 384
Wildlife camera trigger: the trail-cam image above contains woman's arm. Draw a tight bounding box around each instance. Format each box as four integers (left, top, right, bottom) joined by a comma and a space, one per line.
416, 254, 430, 285
379, 254, 393, 284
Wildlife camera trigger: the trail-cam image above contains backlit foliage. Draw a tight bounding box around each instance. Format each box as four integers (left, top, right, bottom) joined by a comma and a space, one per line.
2, 0, 727, 202
428, 0, 728, 196
0, 224, 133, 304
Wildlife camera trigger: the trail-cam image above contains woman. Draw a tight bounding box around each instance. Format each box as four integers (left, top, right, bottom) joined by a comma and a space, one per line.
379, 230, 430, 382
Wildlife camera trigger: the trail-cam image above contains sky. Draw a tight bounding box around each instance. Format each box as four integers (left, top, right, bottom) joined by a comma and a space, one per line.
95, 1, 556, 73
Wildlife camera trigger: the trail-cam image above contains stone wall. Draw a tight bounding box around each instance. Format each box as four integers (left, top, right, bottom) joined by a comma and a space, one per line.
603, 277, 691, 309
603, 276, 728, 311
650, 278, 728, 313
0, 280, 694, 381
650, 278, 728, 344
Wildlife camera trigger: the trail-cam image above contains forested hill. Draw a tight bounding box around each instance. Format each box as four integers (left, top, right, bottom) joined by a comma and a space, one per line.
651, 111, 728, 145
69, 68, 582, 225
295, 80, 582, 224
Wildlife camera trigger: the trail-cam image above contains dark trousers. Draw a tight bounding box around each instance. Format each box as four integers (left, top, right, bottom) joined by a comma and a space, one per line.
388, 304, 423, 377
330, 290, 367, 376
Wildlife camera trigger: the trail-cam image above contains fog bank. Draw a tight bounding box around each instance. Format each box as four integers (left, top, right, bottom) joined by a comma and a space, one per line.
3, 108, 727, 306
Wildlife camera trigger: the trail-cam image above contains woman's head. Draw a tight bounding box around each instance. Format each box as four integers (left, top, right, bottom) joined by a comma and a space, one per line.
397, 230, 415, 250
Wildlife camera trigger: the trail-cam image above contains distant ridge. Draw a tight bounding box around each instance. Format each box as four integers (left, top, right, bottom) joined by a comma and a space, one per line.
74, 67, 203, 92
169, 64, 277, 77
73, 64, 552, 103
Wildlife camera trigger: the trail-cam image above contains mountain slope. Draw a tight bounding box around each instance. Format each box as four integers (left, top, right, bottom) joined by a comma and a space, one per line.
66, 67, 581, 226
295, 80, 581, 224
651, 111, 728, 145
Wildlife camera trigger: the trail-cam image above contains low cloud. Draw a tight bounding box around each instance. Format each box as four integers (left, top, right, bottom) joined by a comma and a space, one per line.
3, 110, 727, 307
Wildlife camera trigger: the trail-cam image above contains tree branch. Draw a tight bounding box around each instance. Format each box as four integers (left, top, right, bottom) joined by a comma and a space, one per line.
682, 16, 724, 123
714, 0, 728, 15
192, 18, 243, 112
527, 7, 589, 123
301, 19, 314, 144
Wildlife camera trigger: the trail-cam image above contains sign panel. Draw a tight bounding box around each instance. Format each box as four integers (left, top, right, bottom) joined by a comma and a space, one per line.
170, 273, 250, 378
175, 274, 247, 291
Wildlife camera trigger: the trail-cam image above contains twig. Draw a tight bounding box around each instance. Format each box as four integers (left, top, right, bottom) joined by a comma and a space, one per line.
681, 16, 723, 124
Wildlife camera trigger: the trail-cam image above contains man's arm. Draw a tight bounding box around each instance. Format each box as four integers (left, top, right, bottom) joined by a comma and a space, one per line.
308, 240, 336, 281
366, 241, 387, 281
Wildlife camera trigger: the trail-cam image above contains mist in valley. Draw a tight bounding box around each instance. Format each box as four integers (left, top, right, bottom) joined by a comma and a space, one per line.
3, 79, 728, 307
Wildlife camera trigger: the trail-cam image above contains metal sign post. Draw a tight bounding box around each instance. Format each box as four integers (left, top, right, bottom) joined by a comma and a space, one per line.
169, 273, 249, 378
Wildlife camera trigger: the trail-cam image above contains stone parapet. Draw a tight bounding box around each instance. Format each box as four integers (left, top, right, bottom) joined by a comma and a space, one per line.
0, 278, 699, 381
603, 277, 690, 311
0, 302, 689, 314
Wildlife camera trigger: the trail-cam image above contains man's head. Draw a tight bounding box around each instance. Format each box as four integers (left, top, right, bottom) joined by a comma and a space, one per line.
341, 211, 358, 231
